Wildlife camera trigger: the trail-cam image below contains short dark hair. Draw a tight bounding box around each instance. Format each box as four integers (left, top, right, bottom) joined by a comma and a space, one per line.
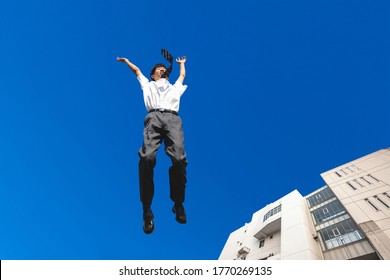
150, 63, 167, 80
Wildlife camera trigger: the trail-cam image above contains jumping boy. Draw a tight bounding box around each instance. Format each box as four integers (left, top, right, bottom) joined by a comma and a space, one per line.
117, 52, 188, 234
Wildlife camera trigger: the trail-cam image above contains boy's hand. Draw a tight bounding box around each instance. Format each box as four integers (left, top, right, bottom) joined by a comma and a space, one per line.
116, 57, 128, 62
176, 56, 187, 64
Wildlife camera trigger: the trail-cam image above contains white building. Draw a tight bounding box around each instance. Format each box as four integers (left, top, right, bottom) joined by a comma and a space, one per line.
219, 148, 390, 260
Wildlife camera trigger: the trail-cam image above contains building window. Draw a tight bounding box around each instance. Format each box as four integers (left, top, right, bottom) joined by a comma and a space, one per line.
384, 192, 390, 199
368, 174, 379, 182
259, 240, 265, 248
335, 172, 342, 177
353, 179, 364, 188
340, 169, 348, 175
374, 195, 389, 209
346, 167, 354, 173
360, 176, 372, 185
365, 198, 379, 211
312, 200, 345, 224
307, 187, 335, 208
319, 219, 364, 250
346, 181, 356, 190
263, 205, 282, 222
351, 165, 359, 172
332, 227, 340, 237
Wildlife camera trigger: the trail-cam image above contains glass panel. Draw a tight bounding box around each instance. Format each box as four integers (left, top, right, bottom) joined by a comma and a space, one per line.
263, 205, 282, 222
312, 200, 345, 224
318, 219, 364, 250
307, 187, 335, 208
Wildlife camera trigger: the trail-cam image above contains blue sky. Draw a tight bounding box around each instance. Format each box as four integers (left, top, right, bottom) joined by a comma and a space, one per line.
0, 0, 389, 260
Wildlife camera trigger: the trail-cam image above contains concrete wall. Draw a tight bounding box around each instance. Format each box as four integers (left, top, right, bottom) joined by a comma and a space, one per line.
321, 148, 390, 259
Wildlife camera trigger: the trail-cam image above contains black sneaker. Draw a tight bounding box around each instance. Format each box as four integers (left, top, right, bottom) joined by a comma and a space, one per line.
143, 209, 154, 234
172, 203, 187, 224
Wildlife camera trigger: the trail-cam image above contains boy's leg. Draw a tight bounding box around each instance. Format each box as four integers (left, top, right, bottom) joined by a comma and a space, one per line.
164, 113, 188, 223
138, 113, 163, 208
138, 113, 163, 233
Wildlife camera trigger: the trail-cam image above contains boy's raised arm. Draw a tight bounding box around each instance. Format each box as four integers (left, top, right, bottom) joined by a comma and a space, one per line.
117, 57, 142, 77
175, 56, 187, 84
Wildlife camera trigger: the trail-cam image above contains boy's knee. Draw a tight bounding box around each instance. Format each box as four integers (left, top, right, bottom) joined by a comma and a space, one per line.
140, 153, 156, 165
172, 157, 188, 167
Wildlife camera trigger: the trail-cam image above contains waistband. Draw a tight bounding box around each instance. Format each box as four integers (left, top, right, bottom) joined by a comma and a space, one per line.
148, 108, 178, 116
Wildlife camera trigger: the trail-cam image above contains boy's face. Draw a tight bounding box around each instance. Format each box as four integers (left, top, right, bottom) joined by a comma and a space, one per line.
152, 66, 167, 81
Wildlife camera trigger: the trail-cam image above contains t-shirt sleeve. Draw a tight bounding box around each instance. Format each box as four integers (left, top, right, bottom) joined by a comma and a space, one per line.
173, 81, 188, 96
137, 74, 149, 89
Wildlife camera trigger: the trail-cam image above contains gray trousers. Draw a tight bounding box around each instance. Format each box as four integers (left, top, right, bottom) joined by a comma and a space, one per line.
138, 111, 188, 209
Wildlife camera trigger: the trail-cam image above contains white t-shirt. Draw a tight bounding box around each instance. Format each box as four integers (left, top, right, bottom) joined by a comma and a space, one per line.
137, 74, 188, 112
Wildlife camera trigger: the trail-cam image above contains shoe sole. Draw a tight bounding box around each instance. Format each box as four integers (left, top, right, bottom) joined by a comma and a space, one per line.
176, 217, 187, 224
143, 227, 154, 234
